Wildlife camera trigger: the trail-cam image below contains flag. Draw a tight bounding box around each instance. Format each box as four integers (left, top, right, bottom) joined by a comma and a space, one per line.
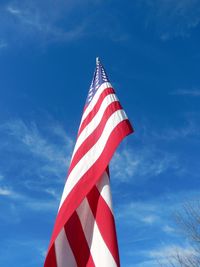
44, 58, 133, 267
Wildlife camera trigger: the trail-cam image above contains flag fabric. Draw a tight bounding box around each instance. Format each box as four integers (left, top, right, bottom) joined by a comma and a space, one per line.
44, 58, 133, 267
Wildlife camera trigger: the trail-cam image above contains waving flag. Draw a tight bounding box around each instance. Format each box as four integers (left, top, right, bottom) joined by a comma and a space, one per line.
44, 58, 133, 267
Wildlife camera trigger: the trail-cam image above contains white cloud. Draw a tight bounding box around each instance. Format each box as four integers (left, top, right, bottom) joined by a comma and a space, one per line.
0, 203, 21, 224
0, 186, 22, 199
49, 122, 74, 150
114, 187, 200, 267
147, 244, 196, 262
116, 189, 200, 228
133, 259, 160, 267
151, 117, 200, 141
0, 185, 58, 212
140, 0, 200, 40
1, 0, 89, 45
25, 198, 58, 212
142, 215, 158, 225
162, 225, 175, 234
0, 118, 75, 214
0, 0, 131, 47
132, 243, 197, 267
3, 119, 70, 163
0, 186, 13, 196
116, 201, 161, 226
0, 118, 74, 199
172, 89, 200, 96
7, 6, 21, 15
0, 238, 47, 266
110, 146, 180, 183
2, 119, 72, 172
44, 188, 60, 200
0, 40, 8, 49
138, 112, 200, 143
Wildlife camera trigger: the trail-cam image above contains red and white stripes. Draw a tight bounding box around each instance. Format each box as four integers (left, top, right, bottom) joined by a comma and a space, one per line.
44, 76, 133, 267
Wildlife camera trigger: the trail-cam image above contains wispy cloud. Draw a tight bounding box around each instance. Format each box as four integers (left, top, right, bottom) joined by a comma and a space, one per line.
0, 238, 47, 266
0, 39, 8, 49
0, 0, 89, 45
118, 195, 200, 266
0, 173, 4, 181
141, 215, 159, 225
0, 118, 73, 194
44, 188, 60, 200
0, 186, 13, 196
7, 5, 21, 15
145, 244, 196, 266
0, 185, 23, 199
0, 184, 58, 214
0, 183, 56, 213
116, 189, 200, 232
116, 201, 161, 226
150, 116, 200, 141
0, 0, 131, 47
24, 198, 58, 212
0, 117, 76, 218
172, 88, 200, 96
111, 146, 180, 183
162, 225, 175, 234
137, 112, 200, 144
2, 118, 72, 165
140, 0, 200, 40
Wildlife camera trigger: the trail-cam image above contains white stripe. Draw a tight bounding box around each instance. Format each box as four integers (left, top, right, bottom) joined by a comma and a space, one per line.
71, 93, 119, 161
77, 198, 117, 267
59, 109, 127, 209
80, 82, 112, 124
97, 172, 113, 213
55, 228, 77, 267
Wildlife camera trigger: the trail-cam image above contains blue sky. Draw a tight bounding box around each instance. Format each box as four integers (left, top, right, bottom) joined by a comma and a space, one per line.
0, 0, 200, 266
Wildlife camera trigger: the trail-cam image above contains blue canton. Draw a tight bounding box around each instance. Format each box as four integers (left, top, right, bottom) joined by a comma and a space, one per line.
86, 58, 110, 105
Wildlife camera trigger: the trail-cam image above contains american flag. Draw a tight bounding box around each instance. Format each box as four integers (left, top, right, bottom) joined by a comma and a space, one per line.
44, 58, 133, 267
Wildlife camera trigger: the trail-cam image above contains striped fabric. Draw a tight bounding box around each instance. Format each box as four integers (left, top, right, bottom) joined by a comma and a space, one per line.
44, 58, 133, 267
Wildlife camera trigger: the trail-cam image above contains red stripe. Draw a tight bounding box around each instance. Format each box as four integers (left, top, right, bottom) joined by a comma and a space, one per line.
44, 244, 57, 267
68, 101, 122, 175
78, 88, 115, 135
44, 120, 133, 265
65, 212, 95, 267
87, 186, 120, 266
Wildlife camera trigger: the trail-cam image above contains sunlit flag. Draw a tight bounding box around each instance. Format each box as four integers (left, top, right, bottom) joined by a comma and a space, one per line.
44, 58, 133, 267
